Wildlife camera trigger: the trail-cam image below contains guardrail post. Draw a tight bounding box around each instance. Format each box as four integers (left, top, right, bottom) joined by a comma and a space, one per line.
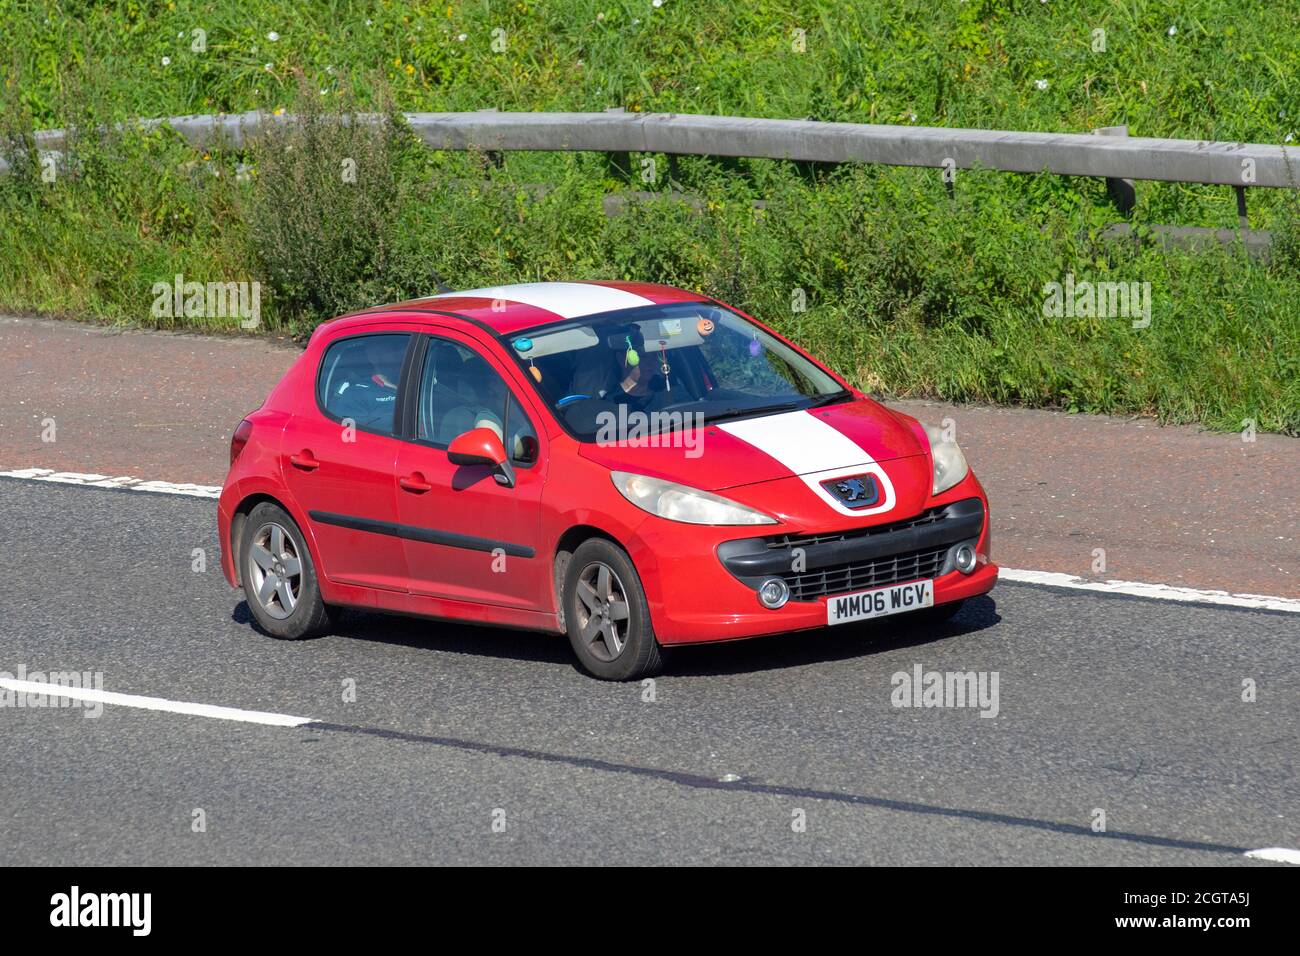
1093, 125, 1136, 216
1234, 185, 1249, 230
602, 107, 633, 182
476, 108, 504, 169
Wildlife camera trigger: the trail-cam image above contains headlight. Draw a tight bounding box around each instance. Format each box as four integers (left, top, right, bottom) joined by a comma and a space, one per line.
923, 424, 969, 495
610, 471, 778, 525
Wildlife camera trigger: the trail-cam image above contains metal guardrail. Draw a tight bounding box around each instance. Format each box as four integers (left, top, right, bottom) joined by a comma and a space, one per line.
8, 109, 1297, 192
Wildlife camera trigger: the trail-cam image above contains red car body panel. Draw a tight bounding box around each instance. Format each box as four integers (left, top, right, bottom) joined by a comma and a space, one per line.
218, 282, 997, 647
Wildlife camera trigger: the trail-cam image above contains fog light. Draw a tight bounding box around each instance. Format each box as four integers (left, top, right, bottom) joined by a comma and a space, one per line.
758, 577, 790, 609
954, 544, 977, 574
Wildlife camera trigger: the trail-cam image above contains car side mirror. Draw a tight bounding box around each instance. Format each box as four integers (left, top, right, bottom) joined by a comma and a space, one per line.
447, 427, 515, 488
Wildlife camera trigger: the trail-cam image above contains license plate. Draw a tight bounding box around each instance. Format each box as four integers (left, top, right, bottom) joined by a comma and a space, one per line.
826, 579, 934, 625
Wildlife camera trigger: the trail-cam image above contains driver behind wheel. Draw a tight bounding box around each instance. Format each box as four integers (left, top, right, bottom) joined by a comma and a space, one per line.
566, 323, 668, 415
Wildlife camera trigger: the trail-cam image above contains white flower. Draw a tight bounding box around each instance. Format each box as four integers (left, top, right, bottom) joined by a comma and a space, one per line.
177, 31, 184, 38
458, 33, 467, 41
267, 31, 280, 42
365, 19, 373, 27
909, 112, 917, 121
264, 62, 273, 72
1035, 79, 1049, 91
326, 65, 335, 74
1167, 25, 1177, 36
597, 12, 605, 20
652, 0, 663, 7
1287, 133, 1295, 143
161, 56, 171, 66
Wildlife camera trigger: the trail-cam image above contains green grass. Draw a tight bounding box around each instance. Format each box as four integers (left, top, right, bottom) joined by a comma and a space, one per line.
0, 1, 1298, 433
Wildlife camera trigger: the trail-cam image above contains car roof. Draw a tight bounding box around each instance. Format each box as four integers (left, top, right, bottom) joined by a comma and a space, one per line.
324, 281, 710, 338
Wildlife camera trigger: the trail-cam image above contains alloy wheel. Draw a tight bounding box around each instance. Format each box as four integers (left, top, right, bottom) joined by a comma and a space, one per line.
574, 561, 631, 662
247, 522, 303, 620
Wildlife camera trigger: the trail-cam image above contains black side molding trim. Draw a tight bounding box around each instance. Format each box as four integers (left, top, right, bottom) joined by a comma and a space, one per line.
308, 510, 536, 559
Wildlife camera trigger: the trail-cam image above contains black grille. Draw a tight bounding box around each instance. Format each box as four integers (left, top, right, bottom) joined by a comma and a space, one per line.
781, 544, 949, 601
765, 506, 946, 551
716, 497, 984, 601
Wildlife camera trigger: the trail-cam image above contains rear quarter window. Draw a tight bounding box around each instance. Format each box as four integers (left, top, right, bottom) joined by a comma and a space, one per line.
316, 333, 410, 436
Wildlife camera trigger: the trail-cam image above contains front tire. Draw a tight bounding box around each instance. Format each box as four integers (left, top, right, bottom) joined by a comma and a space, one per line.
563, 539, 663, 681
240, 502, 332, 640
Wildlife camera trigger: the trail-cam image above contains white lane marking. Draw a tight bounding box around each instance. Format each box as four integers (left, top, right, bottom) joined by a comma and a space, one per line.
717, 410, 897, 517
1000, 568, 1300, 613
1244, 847, 1300, 865
0, 677, 315, 727
4, 465, 1297, 613
0, 467, 221, 498
433, 281, 653, 318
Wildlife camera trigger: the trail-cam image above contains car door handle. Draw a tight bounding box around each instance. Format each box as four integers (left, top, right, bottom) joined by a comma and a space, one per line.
399, 472, 432, 494
289, 451, 320, 471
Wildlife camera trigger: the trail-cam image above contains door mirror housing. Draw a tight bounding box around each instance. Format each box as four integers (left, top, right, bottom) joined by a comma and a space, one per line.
448, 427, 515, 487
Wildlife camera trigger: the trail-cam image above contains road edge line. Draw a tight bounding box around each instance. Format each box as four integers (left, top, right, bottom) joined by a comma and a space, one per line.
4, 466, 1297, 612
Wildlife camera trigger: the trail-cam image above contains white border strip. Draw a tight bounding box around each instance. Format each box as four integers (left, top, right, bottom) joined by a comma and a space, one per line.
3, 466, 1297, 613
0, 677, 315, 727
1000, 568, 1300, 613
0, 467, 221, 498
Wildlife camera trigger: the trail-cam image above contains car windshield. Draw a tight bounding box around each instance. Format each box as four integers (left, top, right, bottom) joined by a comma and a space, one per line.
504, 302, 848, 442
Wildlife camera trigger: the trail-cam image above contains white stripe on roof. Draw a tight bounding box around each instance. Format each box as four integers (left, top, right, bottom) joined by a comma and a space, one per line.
434, 282, 654, 319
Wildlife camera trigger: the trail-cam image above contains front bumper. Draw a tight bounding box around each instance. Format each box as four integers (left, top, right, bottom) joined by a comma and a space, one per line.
627, 488, 996, 645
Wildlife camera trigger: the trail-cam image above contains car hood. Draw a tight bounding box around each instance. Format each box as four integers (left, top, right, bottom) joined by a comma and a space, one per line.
577, 398, 929, 492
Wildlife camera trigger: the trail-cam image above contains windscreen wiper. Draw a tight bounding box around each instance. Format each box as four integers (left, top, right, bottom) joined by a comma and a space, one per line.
806, 389, 853, 408
702, 401, 802, 424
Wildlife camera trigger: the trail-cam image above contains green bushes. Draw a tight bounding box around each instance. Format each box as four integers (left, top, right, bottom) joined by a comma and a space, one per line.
246, 89, 410, 318
0, 2, 1297, 433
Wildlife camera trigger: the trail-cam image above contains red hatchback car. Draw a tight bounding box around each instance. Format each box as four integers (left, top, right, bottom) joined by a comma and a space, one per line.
219, 281, 996, 679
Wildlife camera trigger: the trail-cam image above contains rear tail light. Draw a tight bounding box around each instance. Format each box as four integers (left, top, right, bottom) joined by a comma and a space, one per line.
230, 419, 254, 466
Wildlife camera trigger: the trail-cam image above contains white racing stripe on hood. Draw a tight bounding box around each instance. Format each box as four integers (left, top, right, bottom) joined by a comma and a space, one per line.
435, 282, 654, 318
717, 410, 897, 517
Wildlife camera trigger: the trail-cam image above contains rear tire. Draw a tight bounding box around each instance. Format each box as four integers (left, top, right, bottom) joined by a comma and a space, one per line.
240, 502, 332, 640
563, 539, 663, 681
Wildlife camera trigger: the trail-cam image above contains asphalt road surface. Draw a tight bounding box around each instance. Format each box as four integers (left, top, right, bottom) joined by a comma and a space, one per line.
1, 478, 1296, 865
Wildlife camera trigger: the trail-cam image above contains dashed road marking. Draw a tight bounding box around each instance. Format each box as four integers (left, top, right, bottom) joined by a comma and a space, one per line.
1244, 847, 1300, 865
0, 677, 314, 727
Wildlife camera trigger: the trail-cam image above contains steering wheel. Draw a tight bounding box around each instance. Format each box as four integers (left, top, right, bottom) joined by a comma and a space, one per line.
556, 393, 590, 408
